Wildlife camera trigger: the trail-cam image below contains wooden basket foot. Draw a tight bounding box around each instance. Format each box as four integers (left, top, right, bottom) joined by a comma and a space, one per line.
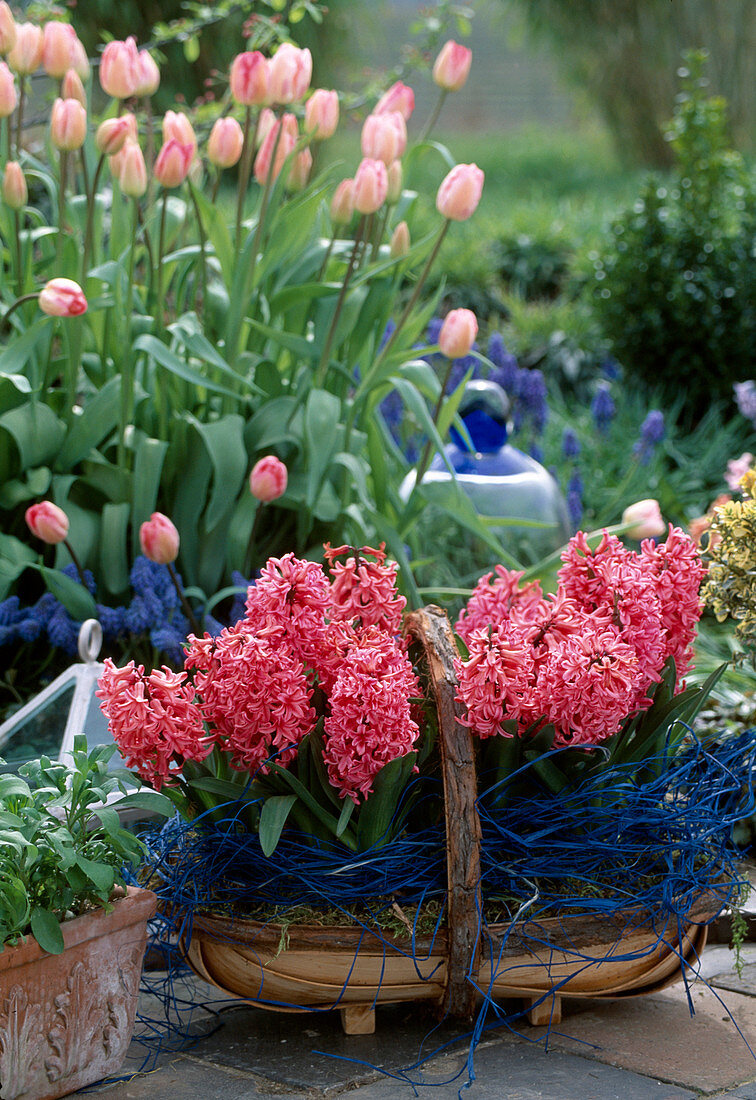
525, 993, 561, 1026
340, 1005, 376, 1034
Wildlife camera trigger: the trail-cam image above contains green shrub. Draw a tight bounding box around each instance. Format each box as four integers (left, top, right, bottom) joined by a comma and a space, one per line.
591, 53, 756, 422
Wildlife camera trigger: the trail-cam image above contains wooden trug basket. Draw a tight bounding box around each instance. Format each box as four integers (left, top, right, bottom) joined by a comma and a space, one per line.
184, 607, 721, 1034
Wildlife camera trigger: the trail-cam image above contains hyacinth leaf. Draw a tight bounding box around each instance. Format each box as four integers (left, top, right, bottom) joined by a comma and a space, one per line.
267, 762, 358, 851
336, 796, 355, 838
259, 794, 297, 857
355, 753, 417, 852
30, 906, 64, 955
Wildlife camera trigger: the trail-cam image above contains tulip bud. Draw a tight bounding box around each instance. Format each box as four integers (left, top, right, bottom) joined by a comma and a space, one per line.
50, 97, 87, 151
253, 113, 297, 185
0, 3, 16, 56
8, 23, 43, 76
61, 69, 86, 105
118, 139, 147, 197
230, 49, 269, 106
287, 146, 312, 192
0, 60, 16, 117
70, 36, 89, 81
207, 116, 244, 168
361, 111, 406, 166
436, 163, 484, 221
438, 308, 478, 359
99, 36, 140, 99
162, 109, 196, 153
432, 41, 472, 92
249, 456, 288, 502
386, 159, 402, 204
330, 178, 354, 225
353, 157, 388, 215
95, 114, 135, 156
622, 499, 666, 540
153, 139, 193, 189
375, 81, 414, 121
3, 160, 25, 209
140, 512, 180, 564
268, 42, 312, 105
256, 106, 276, 148
135, 49, 159, 96
304, 89, 339, 140
39, 277, 87, 317
26, 501, 69, 544
390, 220, 410, 258
42, 21, 79, 80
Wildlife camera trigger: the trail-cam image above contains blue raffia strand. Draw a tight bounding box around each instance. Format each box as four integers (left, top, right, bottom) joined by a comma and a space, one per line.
125, 728, 755, 1094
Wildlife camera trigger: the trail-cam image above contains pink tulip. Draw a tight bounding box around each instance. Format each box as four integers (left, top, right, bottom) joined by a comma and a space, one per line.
8, 23, 43, 76
153, 139, 193, 189
0, 60, 16, 117
95, 114, 135, 156
304, 89, 339, 140
39, 277, 87, 317
162, 109, 196, 153
135, 49, 159, 96
386, 159, 402, 204
256, 106, 276, 147
207, 116, 244, 168
140, 512, 180, 564
249, 456, 288, 502
253, 113, 297, 185
229, 49, 269, 106
42, 21, 80, 80
61, 69, 86, 105
2, 160, 26, 209
361, 111, 406, 166
99, 36, 140, 99
621, 499, 666, 540
70, 35, 90, 81
436, 163, 484, 221
287, 146, 312, 192
330, 178, 355, 225
390, 220, 410, 258
268, 42, 311, 104
375, 81, 414, 121
432, 41, 472, 92
353, 157, 388, 215
438, 309, 478, 359
50, 97, 87, 152
25, 501, 69, 544
118, 139, 147, 197
0, 3, 16, 56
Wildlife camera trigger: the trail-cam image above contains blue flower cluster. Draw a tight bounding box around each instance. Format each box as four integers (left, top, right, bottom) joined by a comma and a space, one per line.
0, 556, 241, 665
633, 410, 665, 465
380, 319, 549, 461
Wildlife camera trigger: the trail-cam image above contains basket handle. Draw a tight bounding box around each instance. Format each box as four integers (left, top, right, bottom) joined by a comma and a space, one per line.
404, 605, 482, 1020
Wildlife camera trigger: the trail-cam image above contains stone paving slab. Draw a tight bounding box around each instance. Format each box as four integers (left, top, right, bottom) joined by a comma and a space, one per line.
543, 979, 756, 1095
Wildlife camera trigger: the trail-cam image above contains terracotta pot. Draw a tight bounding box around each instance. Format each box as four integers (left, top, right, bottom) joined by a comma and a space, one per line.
182, 888, 718, 1034
0, 885, 157, 1100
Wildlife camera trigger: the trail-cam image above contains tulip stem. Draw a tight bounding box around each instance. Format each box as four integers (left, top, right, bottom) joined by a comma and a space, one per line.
13, 210, 22, 297
82, 154, 105, 280
57, 152, 68, 264
1, 292, 39, 326
63, 537, 89, 589
316, 233, 335, 282
243, 503, 265, 578
413, 354, 455, 490
156, 189, 169, 332
167, 561, 202, 637
417, 89, 448, 145
362, 219, 450, 389
187, 180, 207, 319
117, 200, 140, 470
235, 106, 253, 253
316, 216, 366, 386
15, 77, 24, 158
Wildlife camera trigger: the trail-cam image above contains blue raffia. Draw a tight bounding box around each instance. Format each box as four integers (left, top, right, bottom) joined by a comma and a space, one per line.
124, 728, 756, 1094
